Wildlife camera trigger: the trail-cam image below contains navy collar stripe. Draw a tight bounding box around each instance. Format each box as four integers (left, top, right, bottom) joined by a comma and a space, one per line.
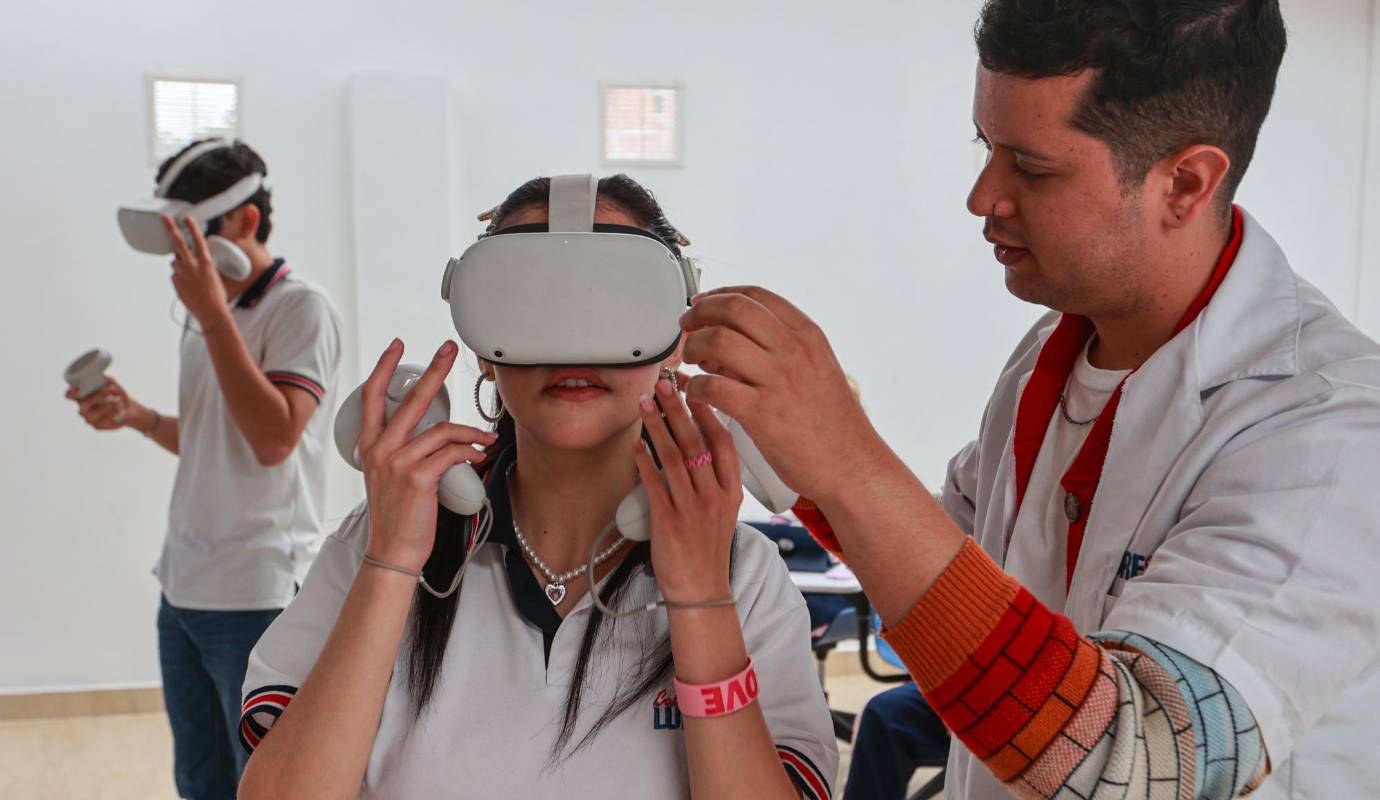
236, 258, 288, 309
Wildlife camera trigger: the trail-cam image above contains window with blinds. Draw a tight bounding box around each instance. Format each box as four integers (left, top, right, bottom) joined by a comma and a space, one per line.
602, 85, 682, 166
149, 78, 241, 164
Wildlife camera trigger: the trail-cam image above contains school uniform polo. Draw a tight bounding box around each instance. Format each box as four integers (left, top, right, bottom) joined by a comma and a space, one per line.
241, 448, 839, 798
156, 259, 343, 611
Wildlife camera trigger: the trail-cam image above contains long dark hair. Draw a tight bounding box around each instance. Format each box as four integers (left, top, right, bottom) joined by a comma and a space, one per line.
406, 175, 691, 761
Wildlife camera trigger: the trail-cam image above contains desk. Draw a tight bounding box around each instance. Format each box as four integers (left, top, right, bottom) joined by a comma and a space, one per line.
791, 569, 900, 683
790, 570, 863, 595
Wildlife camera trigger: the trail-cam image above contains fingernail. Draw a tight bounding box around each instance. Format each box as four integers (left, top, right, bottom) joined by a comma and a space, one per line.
690, 292, 705, 303
639, 394, 655, 412
388, 338, 402, 352
439, 341, 457, 356
655, 379, 673, 397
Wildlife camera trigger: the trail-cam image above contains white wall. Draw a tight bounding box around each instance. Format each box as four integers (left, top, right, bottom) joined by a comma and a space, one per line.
0, 0, 1374, 693
349, 73, 459, 383
1243, 0, 1376, 321
0, 0, 365, 692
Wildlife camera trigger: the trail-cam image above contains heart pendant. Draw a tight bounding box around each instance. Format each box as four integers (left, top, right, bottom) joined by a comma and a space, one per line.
545, 582, 567, 606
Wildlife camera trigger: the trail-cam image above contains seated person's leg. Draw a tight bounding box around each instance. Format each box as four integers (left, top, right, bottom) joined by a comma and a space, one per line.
843, 682, 949, 800
805, 594, 853, 639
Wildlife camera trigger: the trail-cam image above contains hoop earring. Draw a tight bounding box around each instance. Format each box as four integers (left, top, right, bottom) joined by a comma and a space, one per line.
474, 374, 505, 423
659, 366, 680, 394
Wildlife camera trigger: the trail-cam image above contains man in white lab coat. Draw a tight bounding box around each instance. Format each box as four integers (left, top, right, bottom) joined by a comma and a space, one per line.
679, 1, 1380, 798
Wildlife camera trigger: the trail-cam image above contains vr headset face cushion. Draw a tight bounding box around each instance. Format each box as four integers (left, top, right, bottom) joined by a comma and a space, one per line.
446, 224, 689, 367
117, 199, 195, 254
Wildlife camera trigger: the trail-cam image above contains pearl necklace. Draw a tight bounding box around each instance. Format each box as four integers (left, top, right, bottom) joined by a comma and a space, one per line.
507, 465, 626, 606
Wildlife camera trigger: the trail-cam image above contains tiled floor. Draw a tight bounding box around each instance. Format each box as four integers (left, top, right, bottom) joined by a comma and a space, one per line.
0, 712, 180, 800
0, 672, 940, 798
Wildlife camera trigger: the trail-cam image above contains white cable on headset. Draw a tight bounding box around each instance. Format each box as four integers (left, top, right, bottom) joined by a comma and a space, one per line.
587, 524, 654, 619
586, 525, 735, 618
420, 499, 494, 599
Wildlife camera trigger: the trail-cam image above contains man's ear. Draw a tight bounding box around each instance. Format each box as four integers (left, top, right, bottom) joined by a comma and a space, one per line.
222, 204, 261, 243
1159, 144, 1232, 228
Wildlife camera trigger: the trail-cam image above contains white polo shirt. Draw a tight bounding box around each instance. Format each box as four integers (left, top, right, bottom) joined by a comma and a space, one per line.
156, 260, 342, 611
240, 448, 839, 798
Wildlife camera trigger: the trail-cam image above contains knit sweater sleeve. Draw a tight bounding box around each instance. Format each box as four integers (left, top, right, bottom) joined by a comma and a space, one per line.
881, 539, 1267, 799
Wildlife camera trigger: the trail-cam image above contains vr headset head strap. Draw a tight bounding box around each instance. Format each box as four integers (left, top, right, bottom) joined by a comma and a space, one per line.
441, 173, 699, 305
548, 174, 597, 232
154, 138, 265, 228
190, 173, 264, 223
155, 139, 233, 198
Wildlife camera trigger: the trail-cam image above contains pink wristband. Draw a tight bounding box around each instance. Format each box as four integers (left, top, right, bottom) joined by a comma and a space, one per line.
674, 659, 759, 718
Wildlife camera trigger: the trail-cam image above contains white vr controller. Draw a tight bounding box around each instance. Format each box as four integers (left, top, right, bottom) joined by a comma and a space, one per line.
333, 364, 489, 516
613, 415, 797, 542
64, 349, 113, 399
333, 364, 798, 542
117, 139, 260, 281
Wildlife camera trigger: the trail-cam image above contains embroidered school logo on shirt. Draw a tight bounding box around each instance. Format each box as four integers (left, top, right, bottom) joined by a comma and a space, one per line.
652, 690, 682, 730
1117, 550, 1152, 580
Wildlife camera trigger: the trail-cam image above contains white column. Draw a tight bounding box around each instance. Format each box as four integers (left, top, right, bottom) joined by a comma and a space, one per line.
348, 73, 464, 385
1356, 0, 1380, 338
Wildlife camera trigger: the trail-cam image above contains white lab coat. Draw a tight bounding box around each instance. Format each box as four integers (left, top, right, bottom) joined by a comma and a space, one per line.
939, 210, 1380, 799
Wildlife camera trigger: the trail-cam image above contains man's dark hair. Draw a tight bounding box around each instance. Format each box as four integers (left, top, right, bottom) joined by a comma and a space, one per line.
976, 0, 1287, 202
155, 139, 273, 242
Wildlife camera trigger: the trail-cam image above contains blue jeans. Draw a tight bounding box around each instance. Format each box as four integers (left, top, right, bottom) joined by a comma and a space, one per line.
157, 596, 282, 800
844, 682, 951, 800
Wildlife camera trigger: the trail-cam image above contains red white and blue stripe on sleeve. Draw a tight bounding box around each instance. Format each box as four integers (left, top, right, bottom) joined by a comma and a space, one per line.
266, 371, 326, 403
239, 685, 297, 753
778, 744, 832, 799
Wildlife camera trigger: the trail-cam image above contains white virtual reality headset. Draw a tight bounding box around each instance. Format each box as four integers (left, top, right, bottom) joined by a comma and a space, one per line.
116, 139, 262, 281
440, 174, 701, 367
432, 173, 797, 534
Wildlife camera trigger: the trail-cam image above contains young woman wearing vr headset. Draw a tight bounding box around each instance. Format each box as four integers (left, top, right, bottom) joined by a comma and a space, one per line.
238, 176, 837, 799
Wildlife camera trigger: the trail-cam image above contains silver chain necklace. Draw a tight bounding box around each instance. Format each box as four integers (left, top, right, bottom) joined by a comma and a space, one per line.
1058, 391, 1099, 426
1060, 338, 1113, 427
507, 465, 626, 606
